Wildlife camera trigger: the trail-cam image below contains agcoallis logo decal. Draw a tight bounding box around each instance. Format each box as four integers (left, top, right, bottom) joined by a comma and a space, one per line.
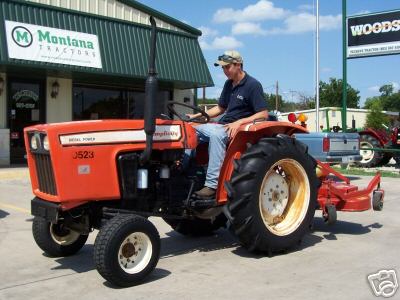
153, 131, 179, 138
351, 19, 400, 36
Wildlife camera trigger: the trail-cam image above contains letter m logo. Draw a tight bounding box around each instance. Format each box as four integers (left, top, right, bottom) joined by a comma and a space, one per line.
11, 26, 33, 47
16, 31, 29, 43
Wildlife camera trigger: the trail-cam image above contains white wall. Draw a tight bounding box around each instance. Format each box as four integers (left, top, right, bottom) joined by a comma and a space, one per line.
281, 107, 377, 132
46, 77, 73, 123
26, 0, 183, 33
0, 73, 6, 128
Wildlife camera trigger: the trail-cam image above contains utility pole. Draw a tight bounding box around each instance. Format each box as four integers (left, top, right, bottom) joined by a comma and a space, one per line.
342, 0, 347, 132
315, 0, 320, 132
275, 81, 279, 111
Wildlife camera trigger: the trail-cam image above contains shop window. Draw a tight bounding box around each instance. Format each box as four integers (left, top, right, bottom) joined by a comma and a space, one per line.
73, 85, 170, 120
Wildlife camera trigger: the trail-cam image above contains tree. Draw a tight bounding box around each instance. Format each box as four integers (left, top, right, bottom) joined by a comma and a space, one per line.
319, 78, 360, 108
363, 96, 380, 109
379, 84, 394, 97
364, 83, 400, 112
365, 101, 389, 129
297, 93, 315, 110
264, 93, 283, 111
197, 98, 218, 105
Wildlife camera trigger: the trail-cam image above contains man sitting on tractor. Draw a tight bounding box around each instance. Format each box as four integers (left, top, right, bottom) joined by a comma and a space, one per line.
187, 50, 269, 199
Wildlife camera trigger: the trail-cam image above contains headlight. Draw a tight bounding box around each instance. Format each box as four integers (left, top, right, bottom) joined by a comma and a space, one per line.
30, 135, 38, 150
43, 135, 50, 151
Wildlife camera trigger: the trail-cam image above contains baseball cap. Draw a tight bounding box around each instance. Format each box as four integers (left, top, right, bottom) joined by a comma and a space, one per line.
214, 50, 243, 66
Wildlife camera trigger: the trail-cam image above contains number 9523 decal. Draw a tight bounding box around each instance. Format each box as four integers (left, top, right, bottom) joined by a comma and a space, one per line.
73, 151, 94, 159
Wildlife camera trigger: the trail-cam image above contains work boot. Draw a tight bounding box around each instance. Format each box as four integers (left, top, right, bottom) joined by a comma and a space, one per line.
194, 186, 216, 199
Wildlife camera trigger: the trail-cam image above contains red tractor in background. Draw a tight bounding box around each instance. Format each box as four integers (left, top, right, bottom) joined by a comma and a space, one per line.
24, 17, 384, 287
356, 126, 400, 168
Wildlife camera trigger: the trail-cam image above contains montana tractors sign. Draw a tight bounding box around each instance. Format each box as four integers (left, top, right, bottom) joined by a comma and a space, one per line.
347, 10, 400, 58
5, 20, 102, 68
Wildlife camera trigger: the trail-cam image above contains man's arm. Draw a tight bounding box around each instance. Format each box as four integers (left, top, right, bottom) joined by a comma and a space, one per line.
224, 110, 269, 138
235, 110, 269, 125
186, 105, 226, 120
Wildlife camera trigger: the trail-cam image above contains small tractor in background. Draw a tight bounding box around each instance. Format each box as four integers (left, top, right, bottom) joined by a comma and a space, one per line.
356, 126, 400, 168
24, 17, 384, 287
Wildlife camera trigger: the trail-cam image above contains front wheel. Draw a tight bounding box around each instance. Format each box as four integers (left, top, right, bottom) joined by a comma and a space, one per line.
94, 215, 160, 287
226, 136, 318, 253
32, 217, 88, 257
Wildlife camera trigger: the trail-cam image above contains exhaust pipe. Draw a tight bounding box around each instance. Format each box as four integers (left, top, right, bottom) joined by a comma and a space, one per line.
140, 16, 158, 164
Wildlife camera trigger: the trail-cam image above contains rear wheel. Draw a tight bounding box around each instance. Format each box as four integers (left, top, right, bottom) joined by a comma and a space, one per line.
94, 215, 160, 287
32, 217, 88, 257
356, 135, 384, 168
226, 136, 318, 253
163, 214, 226, 236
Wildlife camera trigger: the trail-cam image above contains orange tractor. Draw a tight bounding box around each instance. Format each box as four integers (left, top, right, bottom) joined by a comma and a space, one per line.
24, 17, 384, 287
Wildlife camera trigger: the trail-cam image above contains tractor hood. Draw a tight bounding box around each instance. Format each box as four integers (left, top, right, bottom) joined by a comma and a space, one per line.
24, 119, 197, 148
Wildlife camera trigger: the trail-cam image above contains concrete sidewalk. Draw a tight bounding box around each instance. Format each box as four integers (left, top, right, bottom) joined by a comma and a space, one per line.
0, 166, 29, 180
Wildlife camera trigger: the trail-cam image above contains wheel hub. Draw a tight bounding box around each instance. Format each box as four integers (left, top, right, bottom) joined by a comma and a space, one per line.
121, 242, 136, 258
258, 159, 311, 236
118, 232, 153, 274
260, 173, 289, 224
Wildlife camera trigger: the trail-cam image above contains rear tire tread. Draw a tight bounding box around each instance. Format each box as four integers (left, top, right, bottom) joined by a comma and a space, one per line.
228, 136, 318, 253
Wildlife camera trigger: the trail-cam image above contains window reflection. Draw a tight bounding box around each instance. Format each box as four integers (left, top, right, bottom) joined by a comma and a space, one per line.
73, 85, 171, 120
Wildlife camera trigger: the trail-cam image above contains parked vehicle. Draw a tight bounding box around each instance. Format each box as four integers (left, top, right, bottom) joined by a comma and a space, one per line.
24, 17, 384, 287
294, 132, 361, 164
356, 127, 400, 168
283, 112, 362, 164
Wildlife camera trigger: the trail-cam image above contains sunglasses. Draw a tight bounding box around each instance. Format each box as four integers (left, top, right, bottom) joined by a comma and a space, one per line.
218, 54, 236, 63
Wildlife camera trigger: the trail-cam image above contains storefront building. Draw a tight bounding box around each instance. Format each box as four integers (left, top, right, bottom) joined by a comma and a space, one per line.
0, 0, 213, 164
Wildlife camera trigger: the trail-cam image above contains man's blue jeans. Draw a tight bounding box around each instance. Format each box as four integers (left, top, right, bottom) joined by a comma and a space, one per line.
186, 123, 228, 189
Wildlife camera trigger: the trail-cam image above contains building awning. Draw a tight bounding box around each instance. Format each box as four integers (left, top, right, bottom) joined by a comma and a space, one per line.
0, 0, 214, 89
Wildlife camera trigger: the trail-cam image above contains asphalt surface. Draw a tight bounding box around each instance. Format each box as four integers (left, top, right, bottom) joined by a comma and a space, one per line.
0, 167, 399, 300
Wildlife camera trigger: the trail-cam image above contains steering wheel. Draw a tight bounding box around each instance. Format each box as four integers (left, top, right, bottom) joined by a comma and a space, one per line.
167, 101, 210, 124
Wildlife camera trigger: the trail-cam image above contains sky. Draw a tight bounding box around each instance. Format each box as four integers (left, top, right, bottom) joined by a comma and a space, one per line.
137, 0, 400, 107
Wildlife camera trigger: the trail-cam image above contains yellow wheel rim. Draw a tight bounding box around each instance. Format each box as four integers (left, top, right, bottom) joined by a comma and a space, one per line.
259, 159, 310, 236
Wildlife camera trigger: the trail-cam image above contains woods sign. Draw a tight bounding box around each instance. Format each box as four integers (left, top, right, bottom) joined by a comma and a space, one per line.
5, 20, 102, 68
348, 10, 400, 58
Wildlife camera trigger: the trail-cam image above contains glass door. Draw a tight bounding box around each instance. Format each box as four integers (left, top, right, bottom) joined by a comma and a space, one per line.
8, 79, 45, 164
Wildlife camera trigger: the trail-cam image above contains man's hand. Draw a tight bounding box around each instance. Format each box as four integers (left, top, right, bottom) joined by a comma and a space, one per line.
185, 113, 199, 120
224, 120, 242, 138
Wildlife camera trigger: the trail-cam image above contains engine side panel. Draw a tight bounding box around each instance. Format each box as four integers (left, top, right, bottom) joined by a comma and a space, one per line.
24, 119, 197, 204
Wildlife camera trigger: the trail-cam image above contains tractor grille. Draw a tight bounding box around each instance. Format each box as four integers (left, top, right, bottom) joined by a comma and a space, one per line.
33, 153, 57, 196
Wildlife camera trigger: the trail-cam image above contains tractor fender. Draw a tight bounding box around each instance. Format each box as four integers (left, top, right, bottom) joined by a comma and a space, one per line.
215, 121, 308, 204
359, 129, 389, 146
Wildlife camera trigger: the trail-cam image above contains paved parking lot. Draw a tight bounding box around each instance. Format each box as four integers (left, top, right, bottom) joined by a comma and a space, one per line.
0, 167, 399, 300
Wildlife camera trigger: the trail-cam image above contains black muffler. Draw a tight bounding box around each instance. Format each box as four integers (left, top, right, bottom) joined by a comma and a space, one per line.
140, 16, 158, 164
